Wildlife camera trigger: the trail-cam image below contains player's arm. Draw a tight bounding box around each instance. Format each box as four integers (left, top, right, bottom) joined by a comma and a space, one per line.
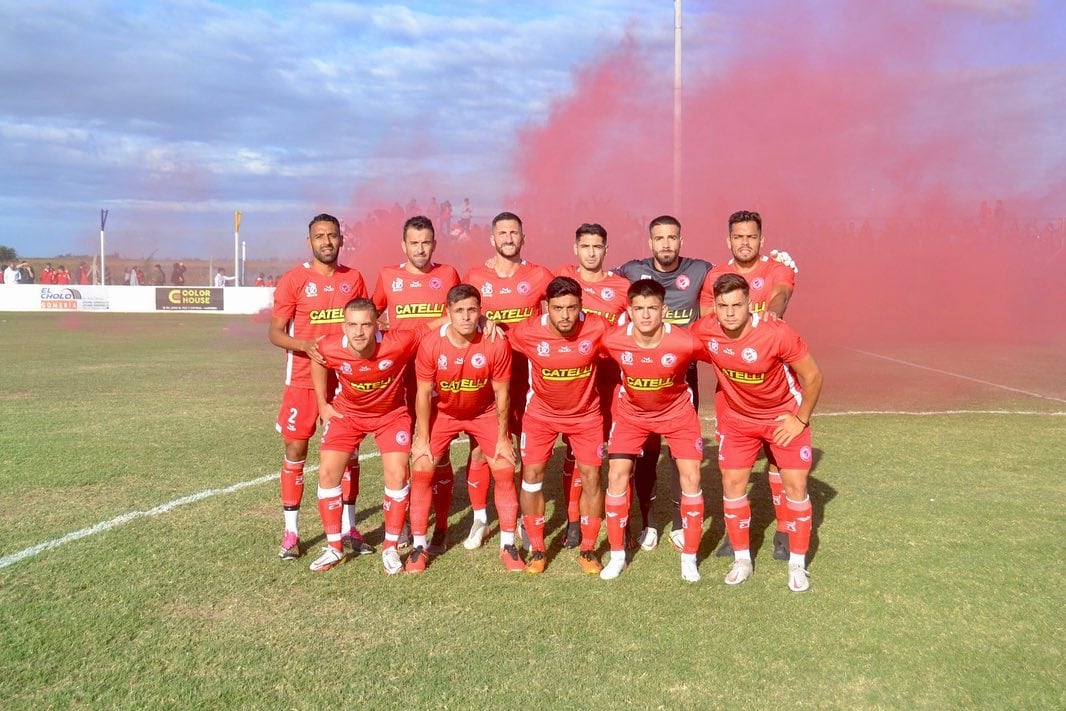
767, 283, 794, 318
773, 353, 823, 447
267, 316, 326, 365
311, 358, 341, 422
411, 378, 435, 466
490, 378, 515, 466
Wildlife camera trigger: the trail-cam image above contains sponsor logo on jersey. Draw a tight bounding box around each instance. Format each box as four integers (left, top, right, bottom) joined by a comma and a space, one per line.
724, 347, 735, 356
751, 276, 765, 290
305, 282, 318, 298
309, 307, 345, 325
395, 302, 445, 318
800, 445, 812, 462
676, 274, 691, 290
621, 351, 633, 365
500, 287, 512, 295
341, 362, 353, 375
579, 339, 593, 355
471, 353, 487, 368
485, 306, 534, 323
601, 287, 615, 301
437, 354, 448, 370
537, 341, 550, 357
480, 282, 493, 297
664, 307, 694, 324
751, 301, 768, 313
347, 376, 393, 392
517, 281, 531, 296
625, 376, 674, 390
410, 281, 422, 288
661, 353, 677, 367
742, 347, 758, 363
641, 357, 652, 364
721, 368, 765, 384
559, 345, 571, 353
541, 365, 593, 381
391, 277, 404, 292
439, 377, 488, 392
378, 359, 394, 371
324, 284, 334, 293
708, 339, 719, 353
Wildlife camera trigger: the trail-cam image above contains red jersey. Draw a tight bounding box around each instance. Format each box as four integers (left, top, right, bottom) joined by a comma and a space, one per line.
554, 264, 630, 325
602, 323, 703, 420
40, 269, 55, 285
691, 313, 809, 421
55, 271, 71, 285
415, 325, 512, 420
372, 262, 461, 329
272, 263, 368, 388
318, 327, 424, 417
507, 312, 611, 424
699, 256, 795, 315
463, 261, 554, 328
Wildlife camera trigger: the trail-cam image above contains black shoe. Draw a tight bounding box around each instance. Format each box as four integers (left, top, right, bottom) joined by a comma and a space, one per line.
773, 531, 790, 561
397, 521, 412, 549
562, 521, 581, 549
715, 537, 735, 558
426, 528, 448, 556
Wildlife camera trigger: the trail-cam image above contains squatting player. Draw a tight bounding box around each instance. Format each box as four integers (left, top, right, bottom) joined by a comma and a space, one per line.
372, 215, 462, 554
508, 276, 612, 575
692, 274, 823, 592
268, 213, 370, 560
700, 210, 797, 560
411, 284, 525, 573
600, 279, 707, 582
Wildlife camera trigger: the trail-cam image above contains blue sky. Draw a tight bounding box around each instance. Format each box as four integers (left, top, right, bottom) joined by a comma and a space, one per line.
1, 0, 1062, 259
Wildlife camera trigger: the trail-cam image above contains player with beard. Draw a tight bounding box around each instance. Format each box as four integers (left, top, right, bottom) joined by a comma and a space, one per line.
268, 214, 370, 561
553, 223, 630, 547
461, 212, 553, 549
508, 276, 612, 574
372, 216, 461, 556
692, 274, 822, 591
699, 210, 797, 560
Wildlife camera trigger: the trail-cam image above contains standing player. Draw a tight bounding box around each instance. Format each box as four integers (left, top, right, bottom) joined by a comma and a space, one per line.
600, 280, 707, 582
700, 210, 797, 560
509, 276, 611, 574
372, 215, 461, 555
462, 212, 553, 547
410, 284, 524, 572
692, 274, 823, 592
268, 213, 370, 560
308, 298, 426, 573
553, 223, 630, 547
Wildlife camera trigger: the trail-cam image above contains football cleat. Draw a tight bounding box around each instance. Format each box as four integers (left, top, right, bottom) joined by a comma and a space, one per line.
680, 555, 701, 583
638, 527, 659, 551
426, 529, 448, 557
715, 537, 735, 558
404, 546, 430, 574
669, 528, 685, 553
381, 547, 403, 575
500, 544, 526, 572
788, 563, 810, 592
308, 546, 347, 572
725, 558, 754, 586
397, 521, 412, 549
773, 531, 790, 561
278, 530, 301, 560
463, 520, 490, 550
562, 521, 582, 549
525, 551, 547, 575
341, 528, 375, 556
599, 556, 627, 581
578, 550, 603, 575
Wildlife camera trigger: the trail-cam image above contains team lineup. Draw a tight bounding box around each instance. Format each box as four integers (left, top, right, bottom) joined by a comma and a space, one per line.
267, 210, 823, 591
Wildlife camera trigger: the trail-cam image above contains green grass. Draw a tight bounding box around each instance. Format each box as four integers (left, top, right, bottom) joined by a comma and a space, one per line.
1, 313, 1063, 709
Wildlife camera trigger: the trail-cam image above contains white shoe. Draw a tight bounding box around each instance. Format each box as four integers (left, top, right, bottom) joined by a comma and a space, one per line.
464, 520, 490, 550
669, 528, 685, 552
637, 527, 659, 551
308, 546, 346, 572
599, 556, 627, 580
788, 563, 810, 592
680, 555, 700, 582
724, 558, 754, 586
381, 548, 402, 575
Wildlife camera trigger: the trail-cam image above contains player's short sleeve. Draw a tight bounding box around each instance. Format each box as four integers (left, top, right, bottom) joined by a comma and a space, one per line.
490, 339, 512, 382
440, 264, 461, 289
768, 259, 796, 289
349, 269, 369, 299
698, 267, 725, 309
415, 338, 438, 383
775, 321, 809, 364
272, 272, 298, 320
615, 259, 641, 282
504, 319, 531, 358
371, 272, 388, 312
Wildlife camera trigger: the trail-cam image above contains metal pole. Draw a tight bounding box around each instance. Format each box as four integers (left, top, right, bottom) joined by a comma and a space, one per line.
233, 210, 241, 288
241, 240, 247, 286
673, 0, 683, 219
99, 209, 109, 285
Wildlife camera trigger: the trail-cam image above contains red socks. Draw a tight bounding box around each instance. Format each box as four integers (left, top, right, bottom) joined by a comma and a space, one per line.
723, 495, 752, 552
491, 466, 518, 533
580, 515, 602, 552
680, 491, 704, 555
605, 490, 630, 552
522, 514, 546, 552
382, 486, 410, 550
768, 470, 788, 532
280, 458, 305, 509
432, 461, 455, 532
316, 485, 343, 552
409, 469, 434, 538
561, 455, 582, 523
785, 496, 813, 555
466, 460, 491, 512
342, 458, 360, 506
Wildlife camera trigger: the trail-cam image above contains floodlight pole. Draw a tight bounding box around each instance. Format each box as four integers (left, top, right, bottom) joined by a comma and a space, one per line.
99, 209, 109, 285
673, 0, 683, 219
234, 210, 242, 287
241, 240, 247, 286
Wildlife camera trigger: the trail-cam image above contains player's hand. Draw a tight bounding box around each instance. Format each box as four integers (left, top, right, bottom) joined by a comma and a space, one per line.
772, 413, 806, 447
320, 402, 342, 423
410, 438, 431, 466
770, 249, 798, 274
303, 335, 327, 365
480, 316, 503, 341
493, 437, 517, 467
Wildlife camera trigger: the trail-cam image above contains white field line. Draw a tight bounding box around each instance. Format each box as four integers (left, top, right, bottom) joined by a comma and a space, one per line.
851, 348, 1066, 404
0, 411, 1059, 572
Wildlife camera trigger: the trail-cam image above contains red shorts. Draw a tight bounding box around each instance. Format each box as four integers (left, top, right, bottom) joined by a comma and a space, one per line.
521, 411, 605, 468
321, 407, 412, 455
431, 410, 502, 459
608, 406, 704, 461
275, 386, 320, 441
714, 407, 813, 471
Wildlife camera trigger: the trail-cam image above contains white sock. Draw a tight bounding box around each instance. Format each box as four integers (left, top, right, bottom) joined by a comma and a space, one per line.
473, 508, 488, 524
341, 504, 354, 532
609, 550, 626, 563
414, 534, 428, 549
734, 549, 752, 562
790, 552, 806, 567
681, 553, 696, 564
283, 509, 299, 534
500, 531, 515, 547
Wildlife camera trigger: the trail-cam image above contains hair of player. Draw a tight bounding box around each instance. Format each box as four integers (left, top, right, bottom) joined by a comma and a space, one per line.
627, 278, 667, 303
648, 215, 681, 233
491, 211, 523, 229
728, 210, 762, 231
308, 213, 341, 233
545, 276, 582, 302
712, 273, 751, 299
343, 297, 378, 315
403, 215, 435, 240
575, 223, 607, 243
447, 283, 481, 307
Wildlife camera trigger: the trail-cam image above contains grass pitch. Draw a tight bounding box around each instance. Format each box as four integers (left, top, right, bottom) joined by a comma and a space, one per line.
0, 313, 1063, 709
